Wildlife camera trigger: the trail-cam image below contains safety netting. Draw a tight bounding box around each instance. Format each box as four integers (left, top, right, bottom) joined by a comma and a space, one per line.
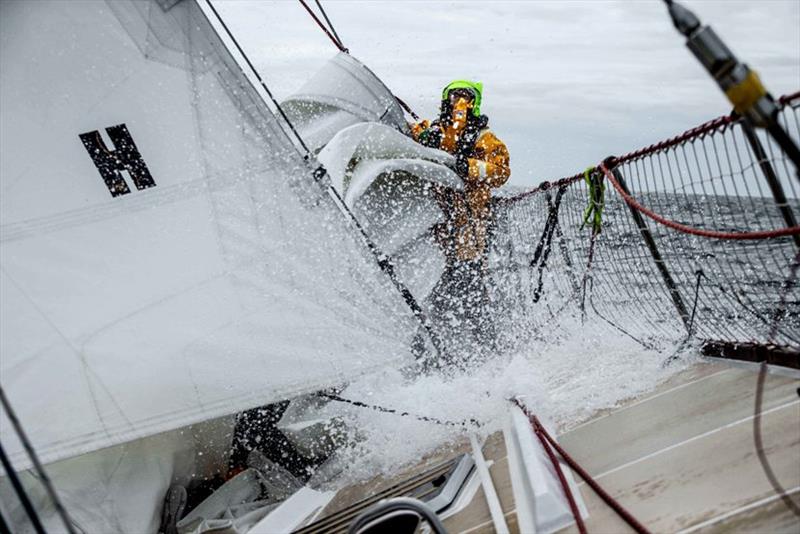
489, 92, 800, 355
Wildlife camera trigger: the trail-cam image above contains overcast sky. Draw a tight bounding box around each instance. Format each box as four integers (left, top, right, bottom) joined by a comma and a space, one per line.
217, 0, 800, 187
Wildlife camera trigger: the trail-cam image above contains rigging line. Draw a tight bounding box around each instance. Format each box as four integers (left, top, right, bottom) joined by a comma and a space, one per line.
529, 185, 567, 303
320, 176, 447, 360
204, 0, 311, 155
579, 228, 599, 320
317, 392, 483, 428
589, 295, 659, 352
203, 0, 442, 358
314, 0, 345, 50
0, 504, 13, 534
579, 168, 604, 319
532, 419, 586, 534
0, 386, 77, 534
553, 211, 581, 294
687, 269, 705, 338
601, 162, 800, 240
753, 363, 800, 517
0, 437, 46, 534
751, 253, 800, 517
296, 0, 420, 121
663, 269, 706, 367
394, 95, 420, 122
297, 0, 347, 53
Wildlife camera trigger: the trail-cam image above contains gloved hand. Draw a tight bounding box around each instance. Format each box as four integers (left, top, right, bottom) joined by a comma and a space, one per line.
442, 154, 469, 178
453, 154, 469, 178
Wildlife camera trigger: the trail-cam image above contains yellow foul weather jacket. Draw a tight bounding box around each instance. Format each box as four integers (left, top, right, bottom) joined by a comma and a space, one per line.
411, 119, 510, 261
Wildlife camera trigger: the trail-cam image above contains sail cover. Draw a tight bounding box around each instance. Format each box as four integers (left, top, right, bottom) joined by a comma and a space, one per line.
0, 0, 417, 470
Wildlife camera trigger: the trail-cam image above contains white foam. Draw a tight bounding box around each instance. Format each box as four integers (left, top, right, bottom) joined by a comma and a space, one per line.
318, 312, 695, 486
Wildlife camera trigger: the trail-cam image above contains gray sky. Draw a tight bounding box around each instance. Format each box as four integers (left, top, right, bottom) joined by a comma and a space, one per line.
218, 0, 800, 187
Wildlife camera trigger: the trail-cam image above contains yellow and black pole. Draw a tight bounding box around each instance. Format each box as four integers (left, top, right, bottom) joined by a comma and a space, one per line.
664, 0, 800, 182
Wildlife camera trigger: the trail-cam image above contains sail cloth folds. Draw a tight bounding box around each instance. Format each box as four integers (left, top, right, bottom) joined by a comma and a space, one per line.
281, 52, 411, 152
317, 122, 463, 302
0, 0, 417, 470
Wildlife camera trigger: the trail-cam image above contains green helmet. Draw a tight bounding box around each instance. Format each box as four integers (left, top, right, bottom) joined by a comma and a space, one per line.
442, 80, 483, 117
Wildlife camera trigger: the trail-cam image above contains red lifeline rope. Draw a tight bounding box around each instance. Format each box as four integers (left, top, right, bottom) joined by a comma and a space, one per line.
613, 115, 733, 166
513, 400, 653, 534
498, 173, 584, 205
600, 162, 800, 240
519, 403, 588, 534
503, 92, 800, 206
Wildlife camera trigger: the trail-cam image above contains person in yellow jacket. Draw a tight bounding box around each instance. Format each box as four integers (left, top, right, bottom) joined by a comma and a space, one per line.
411, 80, 510, 356
411, 80, 510, 263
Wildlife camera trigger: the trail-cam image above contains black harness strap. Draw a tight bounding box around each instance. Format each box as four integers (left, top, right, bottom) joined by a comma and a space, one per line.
419, 114, 489, 162
530, 184, 568, 303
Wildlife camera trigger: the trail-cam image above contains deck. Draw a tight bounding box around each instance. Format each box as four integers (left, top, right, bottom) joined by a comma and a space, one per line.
303, 359, 800, 533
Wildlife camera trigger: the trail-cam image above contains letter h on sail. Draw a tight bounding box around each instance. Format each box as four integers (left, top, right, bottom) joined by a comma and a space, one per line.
79, 124, 156, 197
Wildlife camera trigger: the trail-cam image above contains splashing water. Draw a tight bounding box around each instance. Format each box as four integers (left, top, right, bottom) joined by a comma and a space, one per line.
311, 311, 696, 487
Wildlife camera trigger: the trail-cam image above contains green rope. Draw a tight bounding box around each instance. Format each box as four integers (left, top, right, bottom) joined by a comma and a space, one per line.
581, 166, 605, 234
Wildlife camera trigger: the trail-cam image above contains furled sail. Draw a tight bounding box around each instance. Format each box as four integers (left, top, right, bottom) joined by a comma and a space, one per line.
0, 0, 418, 471
281, 52, 411, 152
317, 122, 462, 302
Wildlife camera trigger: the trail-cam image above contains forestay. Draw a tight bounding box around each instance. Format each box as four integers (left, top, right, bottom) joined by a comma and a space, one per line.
0, 0, 418, 470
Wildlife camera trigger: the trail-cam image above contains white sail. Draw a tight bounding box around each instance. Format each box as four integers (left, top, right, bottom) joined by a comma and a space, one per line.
281, 52, 411, 153
318, 122, 462, 300
0, 0, 417, 471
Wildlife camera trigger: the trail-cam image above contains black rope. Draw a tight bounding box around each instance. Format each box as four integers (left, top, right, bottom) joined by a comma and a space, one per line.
530, 185, 567, 303
204, 0, 311, 155
579, 231, 599, 321
0, 504, 13, 534
317, 168, 446, 359
686, 269, 705, 337
754, 362, 800, 517
589, 295, 660, 352
394, 95, 420, 121
715, 283, 800, 346
663, 268, 705, 366
314, 0, 345, 50
0, 437, 46, 534
295, 0, 420, 121
317, 392, 483, 428
204, 1, 443, 360
297, 0, 348, 53
747, 251, 800, 517
579, 169, 604, 319
554, 211, 581, 295
0, 386, 76, 534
